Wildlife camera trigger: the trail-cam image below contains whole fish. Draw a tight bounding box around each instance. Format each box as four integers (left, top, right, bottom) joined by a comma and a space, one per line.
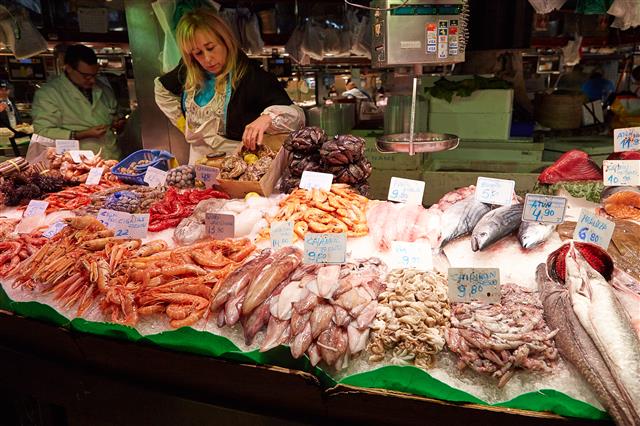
564, 245, 640, 413
471, 203, 524, 252
517, 221, 556, 249
537, 264, 640, 426
439, 197, 492, 248
611, 269, 640, 339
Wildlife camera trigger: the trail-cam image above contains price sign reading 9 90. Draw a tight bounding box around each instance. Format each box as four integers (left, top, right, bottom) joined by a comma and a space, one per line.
303, 232, 347, 264
447, 268, 500, 304
522, 194, 567, 224
391, 241, 432, 270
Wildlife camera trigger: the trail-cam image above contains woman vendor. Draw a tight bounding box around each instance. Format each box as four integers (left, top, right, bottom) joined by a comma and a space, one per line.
154, 8, 304, 164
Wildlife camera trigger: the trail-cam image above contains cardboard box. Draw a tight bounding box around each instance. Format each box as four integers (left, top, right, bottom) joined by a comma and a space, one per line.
216, 134, 288, 199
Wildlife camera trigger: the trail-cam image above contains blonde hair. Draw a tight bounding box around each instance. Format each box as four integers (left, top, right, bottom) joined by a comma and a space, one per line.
176, 8, 247, 95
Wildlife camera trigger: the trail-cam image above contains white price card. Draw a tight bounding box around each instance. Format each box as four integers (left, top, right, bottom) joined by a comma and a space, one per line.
55, 139, 79, 154
205, 213, 235, 239
573, 209, 615, 250
475, 177, 515, 206
522, 194, 567, 224
303, 232, 347, 264
613, 127, 640, 152
271, 220, 294, 250
390, 241, 432, 270
97, 209, 150, 239
85, 167, 104, 186
42, 221, 67, 239
195, 165, 220, 189
68, 150, 95, 163
23, 200, 49, 218
144, 166, 168, 188
447, 268, 501, 304
387, 177, 425, 205
31, 133, 55, 145
299, 171, 334, 191
603, 160, 640, 186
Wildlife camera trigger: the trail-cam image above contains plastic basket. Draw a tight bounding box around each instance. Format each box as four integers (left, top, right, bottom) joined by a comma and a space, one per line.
111, 149, 175, 185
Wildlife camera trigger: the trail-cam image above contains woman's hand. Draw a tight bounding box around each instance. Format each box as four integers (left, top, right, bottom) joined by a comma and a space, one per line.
242, 114, 271, 151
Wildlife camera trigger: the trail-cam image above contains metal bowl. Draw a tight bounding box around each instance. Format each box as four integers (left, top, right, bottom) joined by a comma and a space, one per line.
376, 132, 459, 154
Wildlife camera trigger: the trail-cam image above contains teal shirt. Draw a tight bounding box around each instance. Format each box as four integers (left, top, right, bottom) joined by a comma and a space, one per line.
182, 73, 232, 130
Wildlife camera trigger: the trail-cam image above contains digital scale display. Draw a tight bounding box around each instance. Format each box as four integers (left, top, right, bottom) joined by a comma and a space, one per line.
390, 4, 462, 15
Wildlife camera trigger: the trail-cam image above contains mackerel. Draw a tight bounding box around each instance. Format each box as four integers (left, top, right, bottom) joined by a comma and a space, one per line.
471, 203, 524, 251
439, 197, 492, 248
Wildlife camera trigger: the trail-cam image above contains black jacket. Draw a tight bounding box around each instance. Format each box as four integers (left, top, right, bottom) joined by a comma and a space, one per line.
0, 98, 21, 133
159, 53, 292, 140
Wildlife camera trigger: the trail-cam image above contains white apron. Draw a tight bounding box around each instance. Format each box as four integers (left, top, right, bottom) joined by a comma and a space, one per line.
184, 79, 238, 165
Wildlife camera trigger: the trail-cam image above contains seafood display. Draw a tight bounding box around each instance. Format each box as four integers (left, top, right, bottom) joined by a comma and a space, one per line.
42, 182, 123, 213
517, 220, 556, 249
148, 187, 230, 232
601, 186, 640, 219
263, 184, 368, 239
46, 148, 118, 184
0, 172, 78, 207
446, 283, 559, 387
80, 185, 166, 214
366, 202, 441, 250
0, 232, 47, 277
219, 145, 276, 181
470, 203, 524, 252
538, 150, 603, 184
368, 269, 450, 368
280, 128, 371, 195
166, 165, 196, 188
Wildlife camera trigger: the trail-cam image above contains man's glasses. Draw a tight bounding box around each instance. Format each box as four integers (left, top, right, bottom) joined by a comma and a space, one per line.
73, 67, 98, 80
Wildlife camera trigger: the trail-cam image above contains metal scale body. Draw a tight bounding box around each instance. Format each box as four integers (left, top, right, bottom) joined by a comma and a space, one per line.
370, 0, 468, 155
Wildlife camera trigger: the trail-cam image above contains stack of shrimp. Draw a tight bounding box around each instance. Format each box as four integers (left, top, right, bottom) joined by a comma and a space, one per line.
261, 184, 369, 240
43, 182, 123, 213
110, 238, 255, 327
46, 147, 119, 184
0, 232, 48, 277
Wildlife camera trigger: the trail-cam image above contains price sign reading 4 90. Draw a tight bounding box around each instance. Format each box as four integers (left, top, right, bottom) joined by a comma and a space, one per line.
303, 232, 347, 264
447, 268, 500, 304
573, 209, 615, 250
603, 160, 640, 186
522, 194, 567, 224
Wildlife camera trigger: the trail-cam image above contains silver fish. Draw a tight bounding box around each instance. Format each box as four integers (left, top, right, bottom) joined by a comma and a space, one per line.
538, 264, 640, 426
517, 221, 556, 249
471, 203, 524, 252
439, 197, 492, 248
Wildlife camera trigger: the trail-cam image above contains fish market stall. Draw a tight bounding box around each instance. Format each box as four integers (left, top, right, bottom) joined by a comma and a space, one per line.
0, 126, 639, 425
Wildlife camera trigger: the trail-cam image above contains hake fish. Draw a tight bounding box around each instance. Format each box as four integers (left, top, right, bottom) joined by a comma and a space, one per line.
517, 221, 556, 249
439, 197, 492, 248
471, 203, 524, 252
538, 264, 640, 426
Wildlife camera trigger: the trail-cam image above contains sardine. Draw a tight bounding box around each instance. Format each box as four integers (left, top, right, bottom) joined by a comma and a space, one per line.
471, 203, 524, 252
538, 264, 640, 426
439, 197, 492, 248
565, 245, 640, 413
517, 221, 556, 249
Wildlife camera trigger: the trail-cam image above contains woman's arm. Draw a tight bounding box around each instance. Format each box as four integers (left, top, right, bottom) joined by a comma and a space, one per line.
261, 104, 305, 133
154, 77, 185, 131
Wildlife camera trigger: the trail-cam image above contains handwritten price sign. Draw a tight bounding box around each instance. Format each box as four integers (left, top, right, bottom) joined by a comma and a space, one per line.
85, 167, 104, 185
55, 139, 79, 154
23, 200, 49, 218
391, 241, 432, 270
68, 150, 95, 163
195, 165, 220, 189
303, 232, 347, 264
299, 171, 334, 191
475, 177, 514, 206
447, 268, 501, 304
603, 160, 640, 186
387, 177, 425, 205
573, 209, 614, 250
522, 194, 567, 224
205, 213, 235, 239
42, 221, 67, 239
271, 220, 294, 250
614, 127, 640, 152
97, 209, 150, 239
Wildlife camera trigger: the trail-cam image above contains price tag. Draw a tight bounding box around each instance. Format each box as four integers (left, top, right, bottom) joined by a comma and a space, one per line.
195, 165, 220, 189
144, 166, 168, 188
522, 194, 567, 224
43, 221, 67, 239
68, 150, 95, 163
447, 267, 501, 304
31, 133, 55, 145
390, 241, 432, 270
23, 200, 49, 218
97, 209, 150, 239
475, 177, 515, 206
613, 127, 640, 152
299, 171, 334, 191
271, 220, 294, 250
387, 177, 425, 205
573, 209, 615, 250
85, 167, 104, 185
303, 232, 347, 264
205, 213, 235, 239
603, 160, 640, 186
55, 139, 79, 154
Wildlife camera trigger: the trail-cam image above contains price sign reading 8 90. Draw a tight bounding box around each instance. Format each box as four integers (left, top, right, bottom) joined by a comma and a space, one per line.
447, 268, 500, 304
303, 232, 347, 264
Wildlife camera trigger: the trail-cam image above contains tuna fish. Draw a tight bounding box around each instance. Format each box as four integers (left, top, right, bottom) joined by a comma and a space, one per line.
471, 203, 524, 252
538, 149, 603, 184
439, 197, 492, 248
517, 221, 556, 249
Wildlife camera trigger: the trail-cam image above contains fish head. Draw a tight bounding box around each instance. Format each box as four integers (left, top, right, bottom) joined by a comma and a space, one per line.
470, 231, 487, 252
546, 241, 613, 284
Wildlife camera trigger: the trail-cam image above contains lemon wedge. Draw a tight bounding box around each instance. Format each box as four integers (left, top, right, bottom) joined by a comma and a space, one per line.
243, 153, 258, 165
245, 192, 260, 200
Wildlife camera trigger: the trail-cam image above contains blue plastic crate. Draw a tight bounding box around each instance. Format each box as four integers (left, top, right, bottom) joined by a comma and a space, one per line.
111, 149, 174, 185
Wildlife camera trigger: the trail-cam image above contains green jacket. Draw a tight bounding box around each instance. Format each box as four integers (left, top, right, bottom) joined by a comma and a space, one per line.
32, 74, 121, 159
